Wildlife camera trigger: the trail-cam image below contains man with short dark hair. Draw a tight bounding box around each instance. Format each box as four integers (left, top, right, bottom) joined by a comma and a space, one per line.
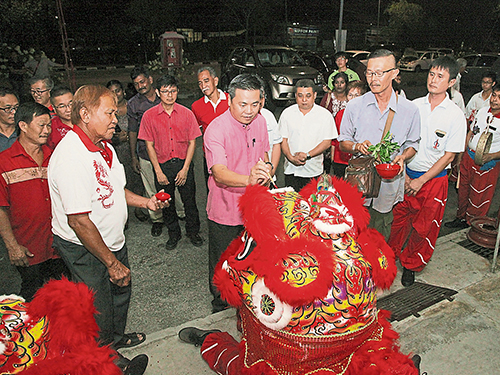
191, 67, 229, 187
127, 66, 163, 235
466, 71, 497, 123
0, 102, 68, 301
446, 83, 500, 229
29, 77, 55, 116
139, 75, 203, 250
279, 79, 336, 192
326, 51, 360, 90
48, 86, 73, 149
388, 56, 466, 287
339, 49, 421, 240
0, 87, 19, 152
204, 73, 271, 312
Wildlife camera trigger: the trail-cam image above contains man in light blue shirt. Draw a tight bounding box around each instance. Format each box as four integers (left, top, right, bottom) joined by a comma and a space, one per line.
339, 50, 421, 239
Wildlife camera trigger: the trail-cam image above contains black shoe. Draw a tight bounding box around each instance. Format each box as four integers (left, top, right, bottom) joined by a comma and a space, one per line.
188, 233, 203, 247
411, 354, 421, 373
401, 267, 415, 287
134, 209, 149, 222
124, 354, 149, 375
116, 353, 148, 375
444, 218, 469, 229
165, 234, 181, 250
151, 222, 163, 237
178, 327, 221, 347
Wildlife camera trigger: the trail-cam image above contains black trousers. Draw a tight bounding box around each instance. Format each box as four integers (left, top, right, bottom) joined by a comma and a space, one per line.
208, 219, 243, 311
284, 174, 318, 193
155, 158, 201, 237
17, 257, 70, 302
53, 236, 131, 347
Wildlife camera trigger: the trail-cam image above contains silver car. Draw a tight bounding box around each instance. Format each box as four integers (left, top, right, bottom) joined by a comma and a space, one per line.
220, 45, 324, 109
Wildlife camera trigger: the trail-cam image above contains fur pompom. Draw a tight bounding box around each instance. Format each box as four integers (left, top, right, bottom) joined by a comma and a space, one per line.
239, 184, 287, 242
358, 229, 397, 290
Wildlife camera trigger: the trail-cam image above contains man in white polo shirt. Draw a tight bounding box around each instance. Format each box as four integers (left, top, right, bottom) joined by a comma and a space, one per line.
388, 56, 466, 287
279, 79, 337, 192
48, 85, 167, 375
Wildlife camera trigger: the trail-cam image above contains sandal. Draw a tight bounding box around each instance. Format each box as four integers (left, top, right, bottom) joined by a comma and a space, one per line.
115, 332, 147, 350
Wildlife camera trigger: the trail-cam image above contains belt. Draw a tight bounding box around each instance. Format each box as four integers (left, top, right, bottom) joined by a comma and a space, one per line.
164, 158, 183, 164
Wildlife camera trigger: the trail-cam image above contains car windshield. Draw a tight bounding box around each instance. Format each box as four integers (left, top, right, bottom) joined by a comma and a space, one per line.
401, 55, 418, 63
257, 49, 306, 67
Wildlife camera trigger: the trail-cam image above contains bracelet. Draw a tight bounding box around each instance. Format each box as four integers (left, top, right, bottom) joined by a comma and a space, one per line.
265, 161, 274, 171
352, 143, 357, 152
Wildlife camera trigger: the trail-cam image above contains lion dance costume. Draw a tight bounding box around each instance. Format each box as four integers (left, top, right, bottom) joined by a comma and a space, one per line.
0, 278, 121, 375
201, 175, 418, 375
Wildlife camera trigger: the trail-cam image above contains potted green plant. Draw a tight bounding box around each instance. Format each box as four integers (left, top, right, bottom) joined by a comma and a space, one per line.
367, 132, 401, 179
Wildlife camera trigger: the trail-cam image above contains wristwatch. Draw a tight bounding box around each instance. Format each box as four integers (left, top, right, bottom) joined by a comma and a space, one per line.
306, 152, 312, 160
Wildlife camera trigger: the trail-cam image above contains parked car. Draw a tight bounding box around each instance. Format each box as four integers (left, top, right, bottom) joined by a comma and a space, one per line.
460, 53, 500, 90
398, 50, 444, 72
220, 45, 324, 109
345, 50, 370, 65
297, 50, 332, 85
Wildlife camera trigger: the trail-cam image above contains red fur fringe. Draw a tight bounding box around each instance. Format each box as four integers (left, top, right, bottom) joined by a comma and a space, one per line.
358, 229, 397, 290
239, 184, 287, 242
22, 278, 121, 375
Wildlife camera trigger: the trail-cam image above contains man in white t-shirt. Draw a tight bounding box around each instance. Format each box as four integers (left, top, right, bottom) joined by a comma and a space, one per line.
49, 85, 167, 375
388, 56, 466, 287
279, 79, 337, 192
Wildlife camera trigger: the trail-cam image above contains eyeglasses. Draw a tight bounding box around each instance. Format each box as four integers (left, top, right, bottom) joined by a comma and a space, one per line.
30, 89, 50, 96
0, 105, 19, 113
159, 89, 178, 95
365, 68, 396, 78
54, 102, 73, 110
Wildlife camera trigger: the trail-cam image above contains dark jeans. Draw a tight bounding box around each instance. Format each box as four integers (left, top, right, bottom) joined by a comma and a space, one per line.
208, 219, 243, 311
17, 257, 70, 302
331, 162, 347, 179
156, 158, 200, 238
53, 236, 131, 347
284, 174, 318, 193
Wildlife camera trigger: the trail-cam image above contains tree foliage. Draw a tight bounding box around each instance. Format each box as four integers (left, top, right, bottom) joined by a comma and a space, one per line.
385, 0, 424, 47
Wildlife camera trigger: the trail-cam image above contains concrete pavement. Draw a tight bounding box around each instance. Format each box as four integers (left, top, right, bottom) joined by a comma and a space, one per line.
120, 227, 500, 375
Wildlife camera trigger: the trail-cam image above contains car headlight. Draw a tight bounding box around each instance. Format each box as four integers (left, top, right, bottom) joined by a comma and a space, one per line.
270, 74, 290, 85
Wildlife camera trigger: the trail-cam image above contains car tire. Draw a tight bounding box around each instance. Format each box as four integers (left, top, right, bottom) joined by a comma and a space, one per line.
414, 65, 422, 73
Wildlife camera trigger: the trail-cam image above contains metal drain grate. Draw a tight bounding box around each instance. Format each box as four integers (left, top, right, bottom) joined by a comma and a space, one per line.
457, 238, 494, 260
378, 282, 457, 322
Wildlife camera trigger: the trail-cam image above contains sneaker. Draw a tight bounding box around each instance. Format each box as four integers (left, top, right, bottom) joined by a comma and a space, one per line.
188, 234, 203, 247
401, 267, 415, 287
178, 327, 221, 347
444, 218, 469, 229
165, 234, 181, 250
151, 222, 163, 237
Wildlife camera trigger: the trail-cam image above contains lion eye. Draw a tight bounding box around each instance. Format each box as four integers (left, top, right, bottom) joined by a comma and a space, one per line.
237, 233, 256, 261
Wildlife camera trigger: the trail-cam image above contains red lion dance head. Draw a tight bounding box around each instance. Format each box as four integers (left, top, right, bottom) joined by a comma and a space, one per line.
0, 278, 121, 375
214, 175, 418, 375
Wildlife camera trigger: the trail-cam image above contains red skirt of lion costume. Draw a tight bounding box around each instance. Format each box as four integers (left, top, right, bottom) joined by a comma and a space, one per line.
202, 175, 418, 375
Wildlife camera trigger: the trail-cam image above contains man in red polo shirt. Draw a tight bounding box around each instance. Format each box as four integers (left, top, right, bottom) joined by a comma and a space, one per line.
47, 86, 73, 149
0, 102, 68, 301
191, 66, 229, 187
139, 75, 203, 250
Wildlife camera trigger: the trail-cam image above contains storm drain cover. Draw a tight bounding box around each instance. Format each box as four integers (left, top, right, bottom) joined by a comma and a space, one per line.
378, 282, 457, 322
457, 238, 495, 260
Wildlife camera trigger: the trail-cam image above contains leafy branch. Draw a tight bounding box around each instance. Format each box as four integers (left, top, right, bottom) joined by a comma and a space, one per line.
367, 132, 400, 163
